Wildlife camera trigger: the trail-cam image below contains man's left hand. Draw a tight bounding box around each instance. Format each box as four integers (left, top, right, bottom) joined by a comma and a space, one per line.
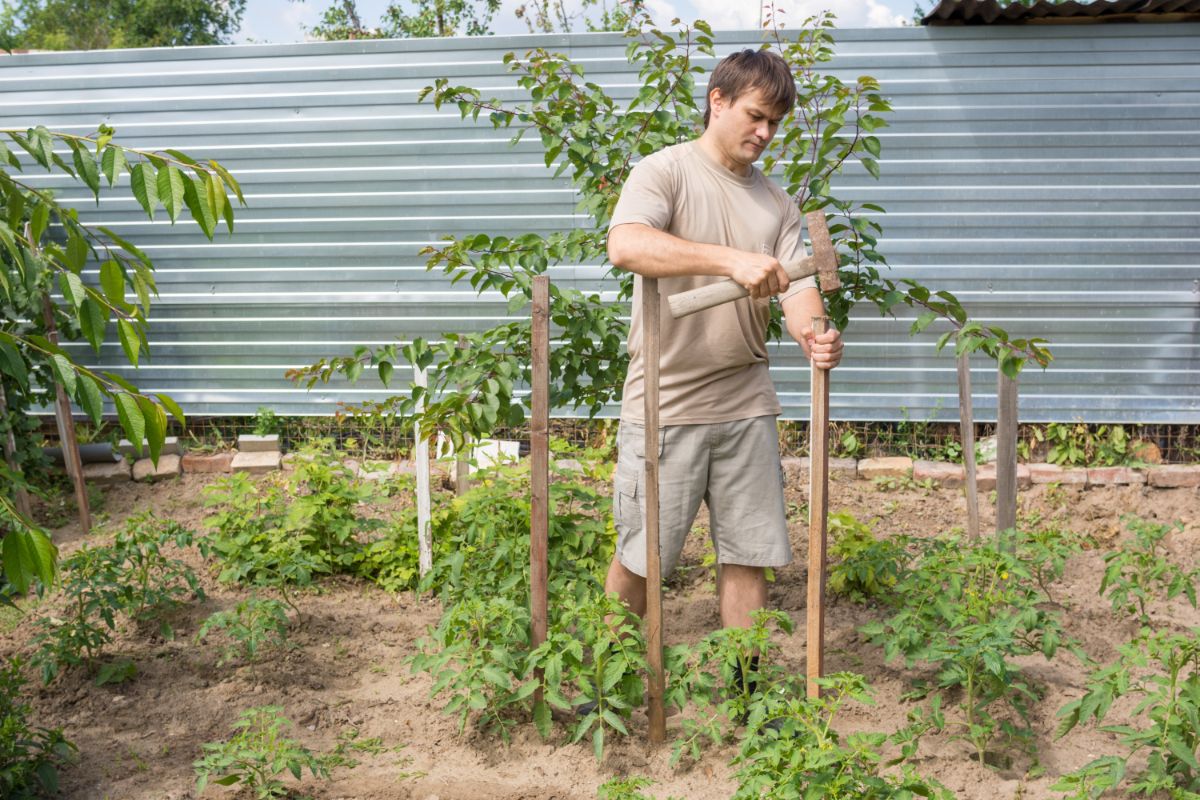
800, 326, 844, 370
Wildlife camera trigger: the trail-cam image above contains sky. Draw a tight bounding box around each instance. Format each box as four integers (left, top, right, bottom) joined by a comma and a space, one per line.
236, 0, 920, 44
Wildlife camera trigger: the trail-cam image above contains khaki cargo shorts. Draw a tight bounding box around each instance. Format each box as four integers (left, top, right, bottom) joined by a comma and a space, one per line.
612, 415, 791, 578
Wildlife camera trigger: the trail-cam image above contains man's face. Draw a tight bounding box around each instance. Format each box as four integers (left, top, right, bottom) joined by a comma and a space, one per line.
708, 87, 786, 170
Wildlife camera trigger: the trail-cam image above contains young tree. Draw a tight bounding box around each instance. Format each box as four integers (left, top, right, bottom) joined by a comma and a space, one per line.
0, 0, 247, 51
297, 0, 503, 40
0, 123, 245, 595
290, 10, 1050, 451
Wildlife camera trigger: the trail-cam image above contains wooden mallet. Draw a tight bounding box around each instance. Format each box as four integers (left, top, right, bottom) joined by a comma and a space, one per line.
664, 211, 840, 701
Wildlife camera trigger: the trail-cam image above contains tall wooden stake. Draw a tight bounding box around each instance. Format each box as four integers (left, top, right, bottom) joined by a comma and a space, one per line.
957, 352, 980, 541
530, 276, 550, 699
455, 339, 471, 495
996, 368, 1019, 549
413, 366, 432, 577
0, 382, 33, 520
40, 294, 90, 534
643, 277, 666, 744
806, 316, 831, 699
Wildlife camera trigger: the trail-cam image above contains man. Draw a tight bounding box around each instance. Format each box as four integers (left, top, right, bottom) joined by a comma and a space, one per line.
604, 49, 844, 632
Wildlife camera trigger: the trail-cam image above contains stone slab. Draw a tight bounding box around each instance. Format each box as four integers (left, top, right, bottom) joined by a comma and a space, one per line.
231, 450, 282, 474
1147, 465, 1200, 488
552, 458, 584, 473
82, 460, 131, 485
132, 454, 181, 482
119, 436, 179, 457
1086, 466, 1146, 487
913, 460, 964, 488
181, 452, 234, 474
236, 434, 280, 453
857, 457, 913, 480
359, 460, 406, 481
974, 463, 997, 492
1029, 463, 1088, 485
780, 457, 857, 481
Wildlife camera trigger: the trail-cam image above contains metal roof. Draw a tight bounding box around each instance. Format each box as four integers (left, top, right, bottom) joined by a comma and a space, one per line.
924, 0, 1200, 25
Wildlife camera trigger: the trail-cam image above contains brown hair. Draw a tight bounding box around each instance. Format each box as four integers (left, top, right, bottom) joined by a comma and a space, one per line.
703, 49, 796, 128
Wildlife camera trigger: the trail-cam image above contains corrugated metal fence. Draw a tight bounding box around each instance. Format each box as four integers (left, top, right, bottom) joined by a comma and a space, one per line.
2, 23, 1198, 423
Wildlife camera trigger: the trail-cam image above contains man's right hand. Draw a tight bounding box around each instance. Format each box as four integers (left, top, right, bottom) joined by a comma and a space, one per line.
727, 252, 791, 299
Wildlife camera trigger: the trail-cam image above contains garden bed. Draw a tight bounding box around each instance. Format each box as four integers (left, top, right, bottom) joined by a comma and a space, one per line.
2, 458, 1197, 800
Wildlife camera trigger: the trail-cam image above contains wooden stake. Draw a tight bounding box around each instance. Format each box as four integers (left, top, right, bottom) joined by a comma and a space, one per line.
995, 368, 1019, 548
40, 293, 90, 535
413, 366, 432, 577
957, 352, 980, 541
530, 277, 550, 689
643, 277, 666, 744
806, 316, 831, 699
455, 339, 471, 495
0, 382, 33, 520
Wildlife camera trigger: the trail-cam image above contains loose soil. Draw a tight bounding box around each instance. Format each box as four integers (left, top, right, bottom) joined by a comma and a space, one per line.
3, 466, 1198, 800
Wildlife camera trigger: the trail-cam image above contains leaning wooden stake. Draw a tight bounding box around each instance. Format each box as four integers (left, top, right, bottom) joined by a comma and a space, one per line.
530, 276, 550, 696
39, 293, 90, 534
806, 316, 831, 699
995, 368, 1019, 549
0, 382, 33, 520
643, 277, 666, 744
957, 352, 980, 541
413, 366, 433, 577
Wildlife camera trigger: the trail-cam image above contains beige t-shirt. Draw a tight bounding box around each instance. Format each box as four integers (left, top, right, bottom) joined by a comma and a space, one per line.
610, 140, 816, 425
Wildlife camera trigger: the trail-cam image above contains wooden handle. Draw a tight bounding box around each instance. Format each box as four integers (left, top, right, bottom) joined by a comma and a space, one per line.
666, 210, 839, 320
667, 256, 820, 319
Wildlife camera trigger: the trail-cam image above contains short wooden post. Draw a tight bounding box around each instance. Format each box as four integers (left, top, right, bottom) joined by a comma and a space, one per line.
413, 366, 433, 577
0, 382, 33, 520
530, 276, 550, 693
957, 352, 980, 541
995, 368, 1019, 548
806, 316, 831, 699
643, 277, 666, 744
40, 293, 90, 534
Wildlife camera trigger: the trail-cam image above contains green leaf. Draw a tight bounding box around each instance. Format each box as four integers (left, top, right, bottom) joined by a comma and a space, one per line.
156, 165, 186, 222
181, 177, 215, 240
209, 160, 246, 205
49, 354, 77, 397
113, 392, 145, 456
129, 163, 159, 219
117, 319, 140, 366
0, 341, 29, 392
77, 373, 104, 425
137, 394, 166, 464
65, 228, 89, 271
79, 297, 108, 353
101, 145, 127, 186
2, 526, 57, 594
99, 260, 125, 306
155, 393, 186, 427
58, 271, 85, 309
29, 202, 50, 243
378, 361, 393, 387
72, 144, 101, 198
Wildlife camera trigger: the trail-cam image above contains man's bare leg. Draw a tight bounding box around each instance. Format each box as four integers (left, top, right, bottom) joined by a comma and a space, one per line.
604, 556, 647, 617
718, 563, 768, 628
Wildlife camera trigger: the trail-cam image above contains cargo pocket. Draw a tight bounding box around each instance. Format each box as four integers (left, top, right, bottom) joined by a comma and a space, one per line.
613, 472, 641, 535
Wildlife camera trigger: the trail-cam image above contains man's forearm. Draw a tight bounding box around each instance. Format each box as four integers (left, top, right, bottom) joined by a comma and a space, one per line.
607, 223, 738, 279
782, 287, 827, 342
